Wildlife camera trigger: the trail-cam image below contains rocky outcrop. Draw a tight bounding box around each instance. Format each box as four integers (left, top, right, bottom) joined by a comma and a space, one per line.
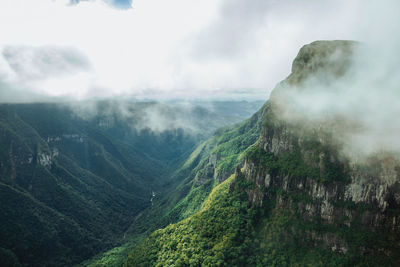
242, 40, 400, 254
37, 148, 59, 168
193, 155, 218, 186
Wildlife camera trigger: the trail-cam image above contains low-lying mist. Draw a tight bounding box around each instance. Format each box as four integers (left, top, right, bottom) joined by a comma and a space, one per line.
68, 99, 263, 137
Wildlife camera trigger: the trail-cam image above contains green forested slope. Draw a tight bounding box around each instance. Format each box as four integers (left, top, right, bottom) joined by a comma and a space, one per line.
0, 101, 263, 267
124, 102, 267, 238
0, 104, 164, 266
124, 174, 257, 267
81, 102, 267, 267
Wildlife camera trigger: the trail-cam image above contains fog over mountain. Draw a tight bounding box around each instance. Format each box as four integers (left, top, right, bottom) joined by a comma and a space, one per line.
272, 3, 400, 160
68, 99, 264, 135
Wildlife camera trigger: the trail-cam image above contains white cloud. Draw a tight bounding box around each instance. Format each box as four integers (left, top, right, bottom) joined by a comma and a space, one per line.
0, 0, 394, 102
2, 45, 90, 80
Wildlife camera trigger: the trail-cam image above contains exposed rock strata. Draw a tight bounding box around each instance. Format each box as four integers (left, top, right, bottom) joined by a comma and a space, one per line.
242, 40, 400, 253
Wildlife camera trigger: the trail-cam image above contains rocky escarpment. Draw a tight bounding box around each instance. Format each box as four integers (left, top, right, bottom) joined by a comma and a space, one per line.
123, 40, 399, 266
242, 40, 400, 258
192, 103, 268, 186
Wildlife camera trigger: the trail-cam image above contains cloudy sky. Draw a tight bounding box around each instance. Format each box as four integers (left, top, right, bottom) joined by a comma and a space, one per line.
0, 0, 396, 102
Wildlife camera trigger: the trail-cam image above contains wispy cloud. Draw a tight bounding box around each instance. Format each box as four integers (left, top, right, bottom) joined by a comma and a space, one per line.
2, 46, 90, 81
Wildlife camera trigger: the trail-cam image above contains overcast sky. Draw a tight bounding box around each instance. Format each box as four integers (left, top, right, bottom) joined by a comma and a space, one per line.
0, 0, 396, 102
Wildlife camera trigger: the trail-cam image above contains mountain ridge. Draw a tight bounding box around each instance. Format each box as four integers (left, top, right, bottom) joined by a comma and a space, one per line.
124, 40, 400, 266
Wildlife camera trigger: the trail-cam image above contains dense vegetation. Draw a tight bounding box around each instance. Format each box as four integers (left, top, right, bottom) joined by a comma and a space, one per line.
0, 101, 262, 267
247, 144, 350, 184
125, 142, 400, 266
124, 102, 267, 237
124, 174, 258, 266
0, 103, 170, 266
79, 102, 267, 266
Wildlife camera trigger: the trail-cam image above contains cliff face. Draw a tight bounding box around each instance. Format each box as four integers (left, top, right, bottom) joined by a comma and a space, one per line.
243, 40, 400, 255
124, 40, 400, 266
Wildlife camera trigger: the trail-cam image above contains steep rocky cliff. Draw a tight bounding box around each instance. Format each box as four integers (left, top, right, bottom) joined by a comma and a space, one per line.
242, 40, 400, 262
125, 41, 400, 266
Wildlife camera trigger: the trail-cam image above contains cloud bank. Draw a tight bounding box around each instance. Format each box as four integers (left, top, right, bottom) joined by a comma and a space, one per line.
0, 0, 396, 102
